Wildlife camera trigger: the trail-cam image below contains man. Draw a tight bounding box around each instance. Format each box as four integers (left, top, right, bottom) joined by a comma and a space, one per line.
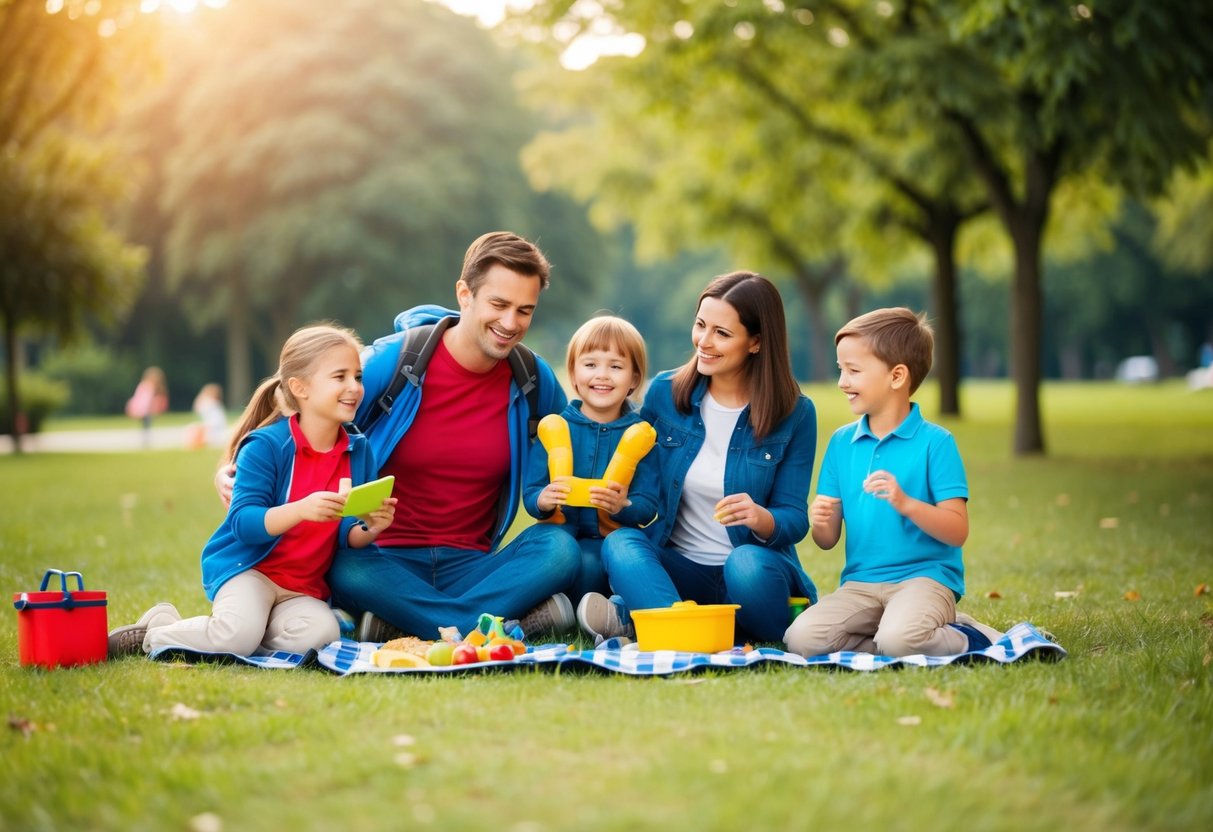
220, 232, 579, 642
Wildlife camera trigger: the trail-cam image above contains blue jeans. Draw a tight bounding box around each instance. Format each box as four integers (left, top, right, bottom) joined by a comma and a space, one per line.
601, 528, 803, 643
572, 537, 611, 604
328, 524, 580, 637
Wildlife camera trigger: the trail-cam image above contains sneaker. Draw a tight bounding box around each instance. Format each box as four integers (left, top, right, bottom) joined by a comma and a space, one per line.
518, 593, 574, 639
576, 592, 634, 640
954, 612, 1004, 645
107, 602, 180, 658
357, 611, 404, 644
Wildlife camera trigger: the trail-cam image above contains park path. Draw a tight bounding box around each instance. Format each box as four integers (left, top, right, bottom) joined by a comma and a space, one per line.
0, 424, 194, 455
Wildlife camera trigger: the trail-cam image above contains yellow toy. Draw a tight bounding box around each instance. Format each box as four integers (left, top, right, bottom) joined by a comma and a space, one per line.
537, 414, 574, 523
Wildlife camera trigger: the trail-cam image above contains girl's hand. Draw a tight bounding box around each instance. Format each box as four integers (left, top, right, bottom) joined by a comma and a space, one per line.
590, 481, 631, 515
864, 470, 907, 512
810, 495, 841, 527
293, 490, 348, 523
360, 497, 398, 536
713, 492, 774, 538
537, 478, 572, 513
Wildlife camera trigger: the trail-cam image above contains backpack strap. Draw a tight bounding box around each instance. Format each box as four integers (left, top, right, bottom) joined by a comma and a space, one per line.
506, 343, 541, 443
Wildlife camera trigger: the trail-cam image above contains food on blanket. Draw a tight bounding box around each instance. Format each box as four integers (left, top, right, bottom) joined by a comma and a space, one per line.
602, 421, 656, 486
488, 643, 516, 662
451, 644, 479, 665
380, 636, 434, 657
372, 649, 432, 669
425, 641, 456, 666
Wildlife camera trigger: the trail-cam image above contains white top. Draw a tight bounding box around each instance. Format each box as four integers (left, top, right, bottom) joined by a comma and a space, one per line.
670, 392, 745, 565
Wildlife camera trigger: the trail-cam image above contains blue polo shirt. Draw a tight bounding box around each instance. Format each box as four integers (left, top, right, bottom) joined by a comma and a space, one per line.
817, 403, 968, 598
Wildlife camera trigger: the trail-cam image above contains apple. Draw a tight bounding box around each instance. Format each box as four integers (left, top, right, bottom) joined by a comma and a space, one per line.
425, 641, 456, 667
451, 644, 480, 665
488, 643, 515, 662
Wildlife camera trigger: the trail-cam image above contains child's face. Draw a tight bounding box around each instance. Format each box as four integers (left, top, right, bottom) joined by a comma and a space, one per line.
835, 335, 901, 417
293, 344, 364, 425
572, 345, 638, 422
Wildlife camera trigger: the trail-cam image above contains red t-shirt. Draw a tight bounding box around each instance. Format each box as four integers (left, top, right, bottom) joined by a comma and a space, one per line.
255, 415, 351, 599
377, 339, 512, 551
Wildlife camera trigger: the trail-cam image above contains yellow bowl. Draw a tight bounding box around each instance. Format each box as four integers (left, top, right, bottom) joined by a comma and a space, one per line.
630, 601, 741, 653
563, 476, 607, 507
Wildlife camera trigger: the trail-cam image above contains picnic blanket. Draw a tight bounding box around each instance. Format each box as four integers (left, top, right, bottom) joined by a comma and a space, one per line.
149, 621, 1063, 675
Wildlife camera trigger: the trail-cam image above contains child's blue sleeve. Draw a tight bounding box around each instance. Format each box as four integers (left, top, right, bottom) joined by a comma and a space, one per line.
928, 433, 968, 503
523, 440, 552, 519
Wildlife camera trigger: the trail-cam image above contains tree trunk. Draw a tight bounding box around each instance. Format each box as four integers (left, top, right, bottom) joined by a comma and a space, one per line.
787, 263, 840, 382
928, 220, 962, 416
3, 314, 22, 454
225, 274, 252, 406
1010, 222, 1046, 455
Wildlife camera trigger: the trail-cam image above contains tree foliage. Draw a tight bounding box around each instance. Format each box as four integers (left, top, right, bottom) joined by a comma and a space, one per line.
125, 0, 596, 403
0, 0, 150, 445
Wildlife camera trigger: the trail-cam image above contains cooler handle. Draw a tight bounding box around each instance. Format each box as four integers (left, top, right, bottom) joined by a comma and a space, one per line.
39, 569, 86, 593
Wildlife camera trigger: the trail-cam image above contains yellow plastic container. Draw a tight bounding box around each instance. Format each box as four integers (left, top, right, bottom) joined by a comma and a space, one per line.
630, 601, 741, 653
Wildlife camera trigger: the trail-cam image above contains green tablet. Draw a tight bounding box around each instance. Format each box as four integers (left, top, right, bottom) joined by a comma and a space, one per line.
341, 475, 395, 517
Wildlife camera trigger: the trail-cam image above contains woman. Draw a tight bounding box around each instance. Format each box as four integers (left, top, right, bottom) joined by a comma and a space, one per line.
578, 271, 818, 644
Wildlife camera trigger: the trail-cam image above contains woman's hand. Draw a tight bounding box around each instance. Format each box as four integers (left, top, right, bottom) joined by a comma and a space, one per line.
713, 492, 775, 539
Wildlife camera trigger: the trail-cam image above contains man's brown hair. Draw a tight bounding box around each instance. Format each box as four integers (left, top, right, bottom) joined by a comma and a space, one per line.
461, 231, 550, 293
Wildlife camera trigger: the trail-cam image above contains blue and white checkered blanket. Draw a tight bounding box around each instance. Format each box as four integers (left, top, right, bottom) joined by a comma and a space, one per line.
149, 622, 1063, 674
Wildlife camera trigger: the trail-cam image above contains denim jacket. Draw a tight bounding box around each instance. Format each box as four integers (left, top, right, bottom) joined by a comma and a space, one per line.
523, 400, 660, 538
640, 371, 818, 597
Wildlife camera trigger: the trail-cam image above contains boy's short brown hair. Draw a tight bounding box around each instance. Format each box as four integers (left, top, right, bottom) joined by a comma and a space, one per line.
835, 307, 934, 394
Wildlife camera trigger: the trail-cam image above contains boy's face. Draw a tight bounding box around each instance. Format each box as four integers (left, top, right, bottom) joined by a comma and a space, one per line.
835, 335, 906, 417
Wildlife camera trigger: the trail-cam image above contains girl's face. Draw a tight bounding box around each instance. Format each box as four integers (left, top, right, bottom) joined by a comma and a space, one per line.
571, 344, 638, 423
692, 296, 759, 383
292, 344, 363, 425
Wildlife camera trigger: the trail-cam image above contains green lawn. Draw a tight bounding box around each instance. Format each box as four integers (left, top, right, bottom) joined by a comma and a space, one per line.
2, 382, 1211, 831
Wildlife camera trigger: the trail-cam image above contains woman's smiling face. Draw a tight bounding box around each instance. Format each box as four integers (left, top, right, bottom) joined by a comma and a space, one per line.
692, 296, 758, 381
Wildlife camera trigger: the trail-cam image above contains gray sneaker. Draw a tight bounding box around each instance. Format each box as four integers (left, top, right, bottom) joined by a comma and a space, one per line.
107, 602, 181, 658
575, 592, 634, 640
518, 593, 574, 639
357, 611, 405, 644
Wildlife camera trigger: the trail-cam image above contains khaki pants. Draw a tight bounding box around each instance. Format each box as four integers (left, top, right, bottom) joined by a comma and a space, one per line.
144, 569, 339, 656
783, 577, 967, 657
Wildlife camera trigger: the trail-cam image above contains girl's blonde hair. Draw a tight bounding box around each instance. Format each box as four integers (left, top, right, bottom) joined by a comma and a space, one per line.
565, 315, 648, 403
223, 323, 362, 462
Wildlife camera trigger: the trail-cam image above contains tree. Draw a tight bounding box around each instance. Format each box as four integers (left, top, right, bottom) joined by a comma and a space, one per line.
125, 0, 595, 404
0, 0, 150, 449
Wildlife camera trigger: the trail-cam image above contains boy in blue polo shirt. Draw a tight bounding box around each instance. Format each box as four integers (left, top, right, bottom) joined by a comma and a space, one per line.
784, 308, 1001, 657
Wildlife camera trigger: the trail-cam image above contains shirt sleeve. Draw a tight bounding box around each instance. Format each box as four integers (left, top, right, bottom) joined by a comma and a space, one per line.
928, 431, 968, 503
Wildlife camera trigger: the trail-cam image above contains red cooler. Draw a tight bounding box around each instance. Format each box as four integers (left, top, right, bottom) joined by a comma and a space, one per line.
13, 569, 108, 668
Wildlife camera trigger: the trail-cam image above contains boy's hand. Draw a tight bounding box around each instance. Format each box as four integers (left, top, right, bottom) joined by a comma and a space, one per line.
537, 478, 572, 513
590, 481, 630, 515
810, 495, 841, 527
864, 470, 907, 512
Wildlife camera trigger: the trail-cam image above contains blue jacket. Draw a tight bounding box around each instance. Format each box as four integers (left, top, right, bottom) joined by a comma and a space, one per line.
200, 418, 377, 601
640, 371, 819, 602
353, 305, 567, 552
523, 400, 660, 538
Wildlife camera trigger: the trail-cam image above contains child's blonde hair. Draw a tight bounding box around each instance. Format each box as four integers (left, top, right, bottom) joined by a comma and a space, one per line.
566, 315, 648, 403
224, 323, 363, 462
835, 307, 934, 394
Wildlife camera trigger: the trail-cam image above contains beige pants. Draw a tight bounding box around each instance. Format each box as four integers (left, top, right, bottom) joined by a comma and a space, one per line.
144, 569, 339, 656
783, 577, 968, 657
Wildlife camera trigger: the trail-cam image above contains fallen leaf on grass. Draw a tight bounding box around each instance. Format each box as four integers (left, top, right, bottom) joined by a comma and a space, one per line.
1099, 517, 1119, 529
394, 752, 419, 768
896, 715, 922, 726
188, 812, 223, 832
168, 703, 203, 721
7, 715, 35, 738
1123, 590, 1142, 602
392, 734, 416, 747
985, 590, 1003, 600
924, 687, 954, 708
1054, 591, 1079, 600
1055, 493, 1070, 506
1195, 583, 1210, 597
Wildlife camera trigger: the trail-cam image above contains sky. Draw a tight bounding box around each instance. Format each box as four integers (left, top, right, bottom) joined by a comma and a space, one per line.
438, 0, 645, 70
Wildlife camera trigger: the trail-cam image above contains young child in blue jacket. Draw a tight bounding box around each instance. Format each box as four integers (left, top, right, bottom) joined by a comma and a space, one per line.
108, 324, 396, 658
523, 315, 660, 605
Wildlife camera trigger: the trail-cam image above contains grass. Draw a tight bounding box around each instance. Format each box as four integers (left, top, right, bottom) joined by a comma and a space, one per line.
2, 381, 1211, 831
